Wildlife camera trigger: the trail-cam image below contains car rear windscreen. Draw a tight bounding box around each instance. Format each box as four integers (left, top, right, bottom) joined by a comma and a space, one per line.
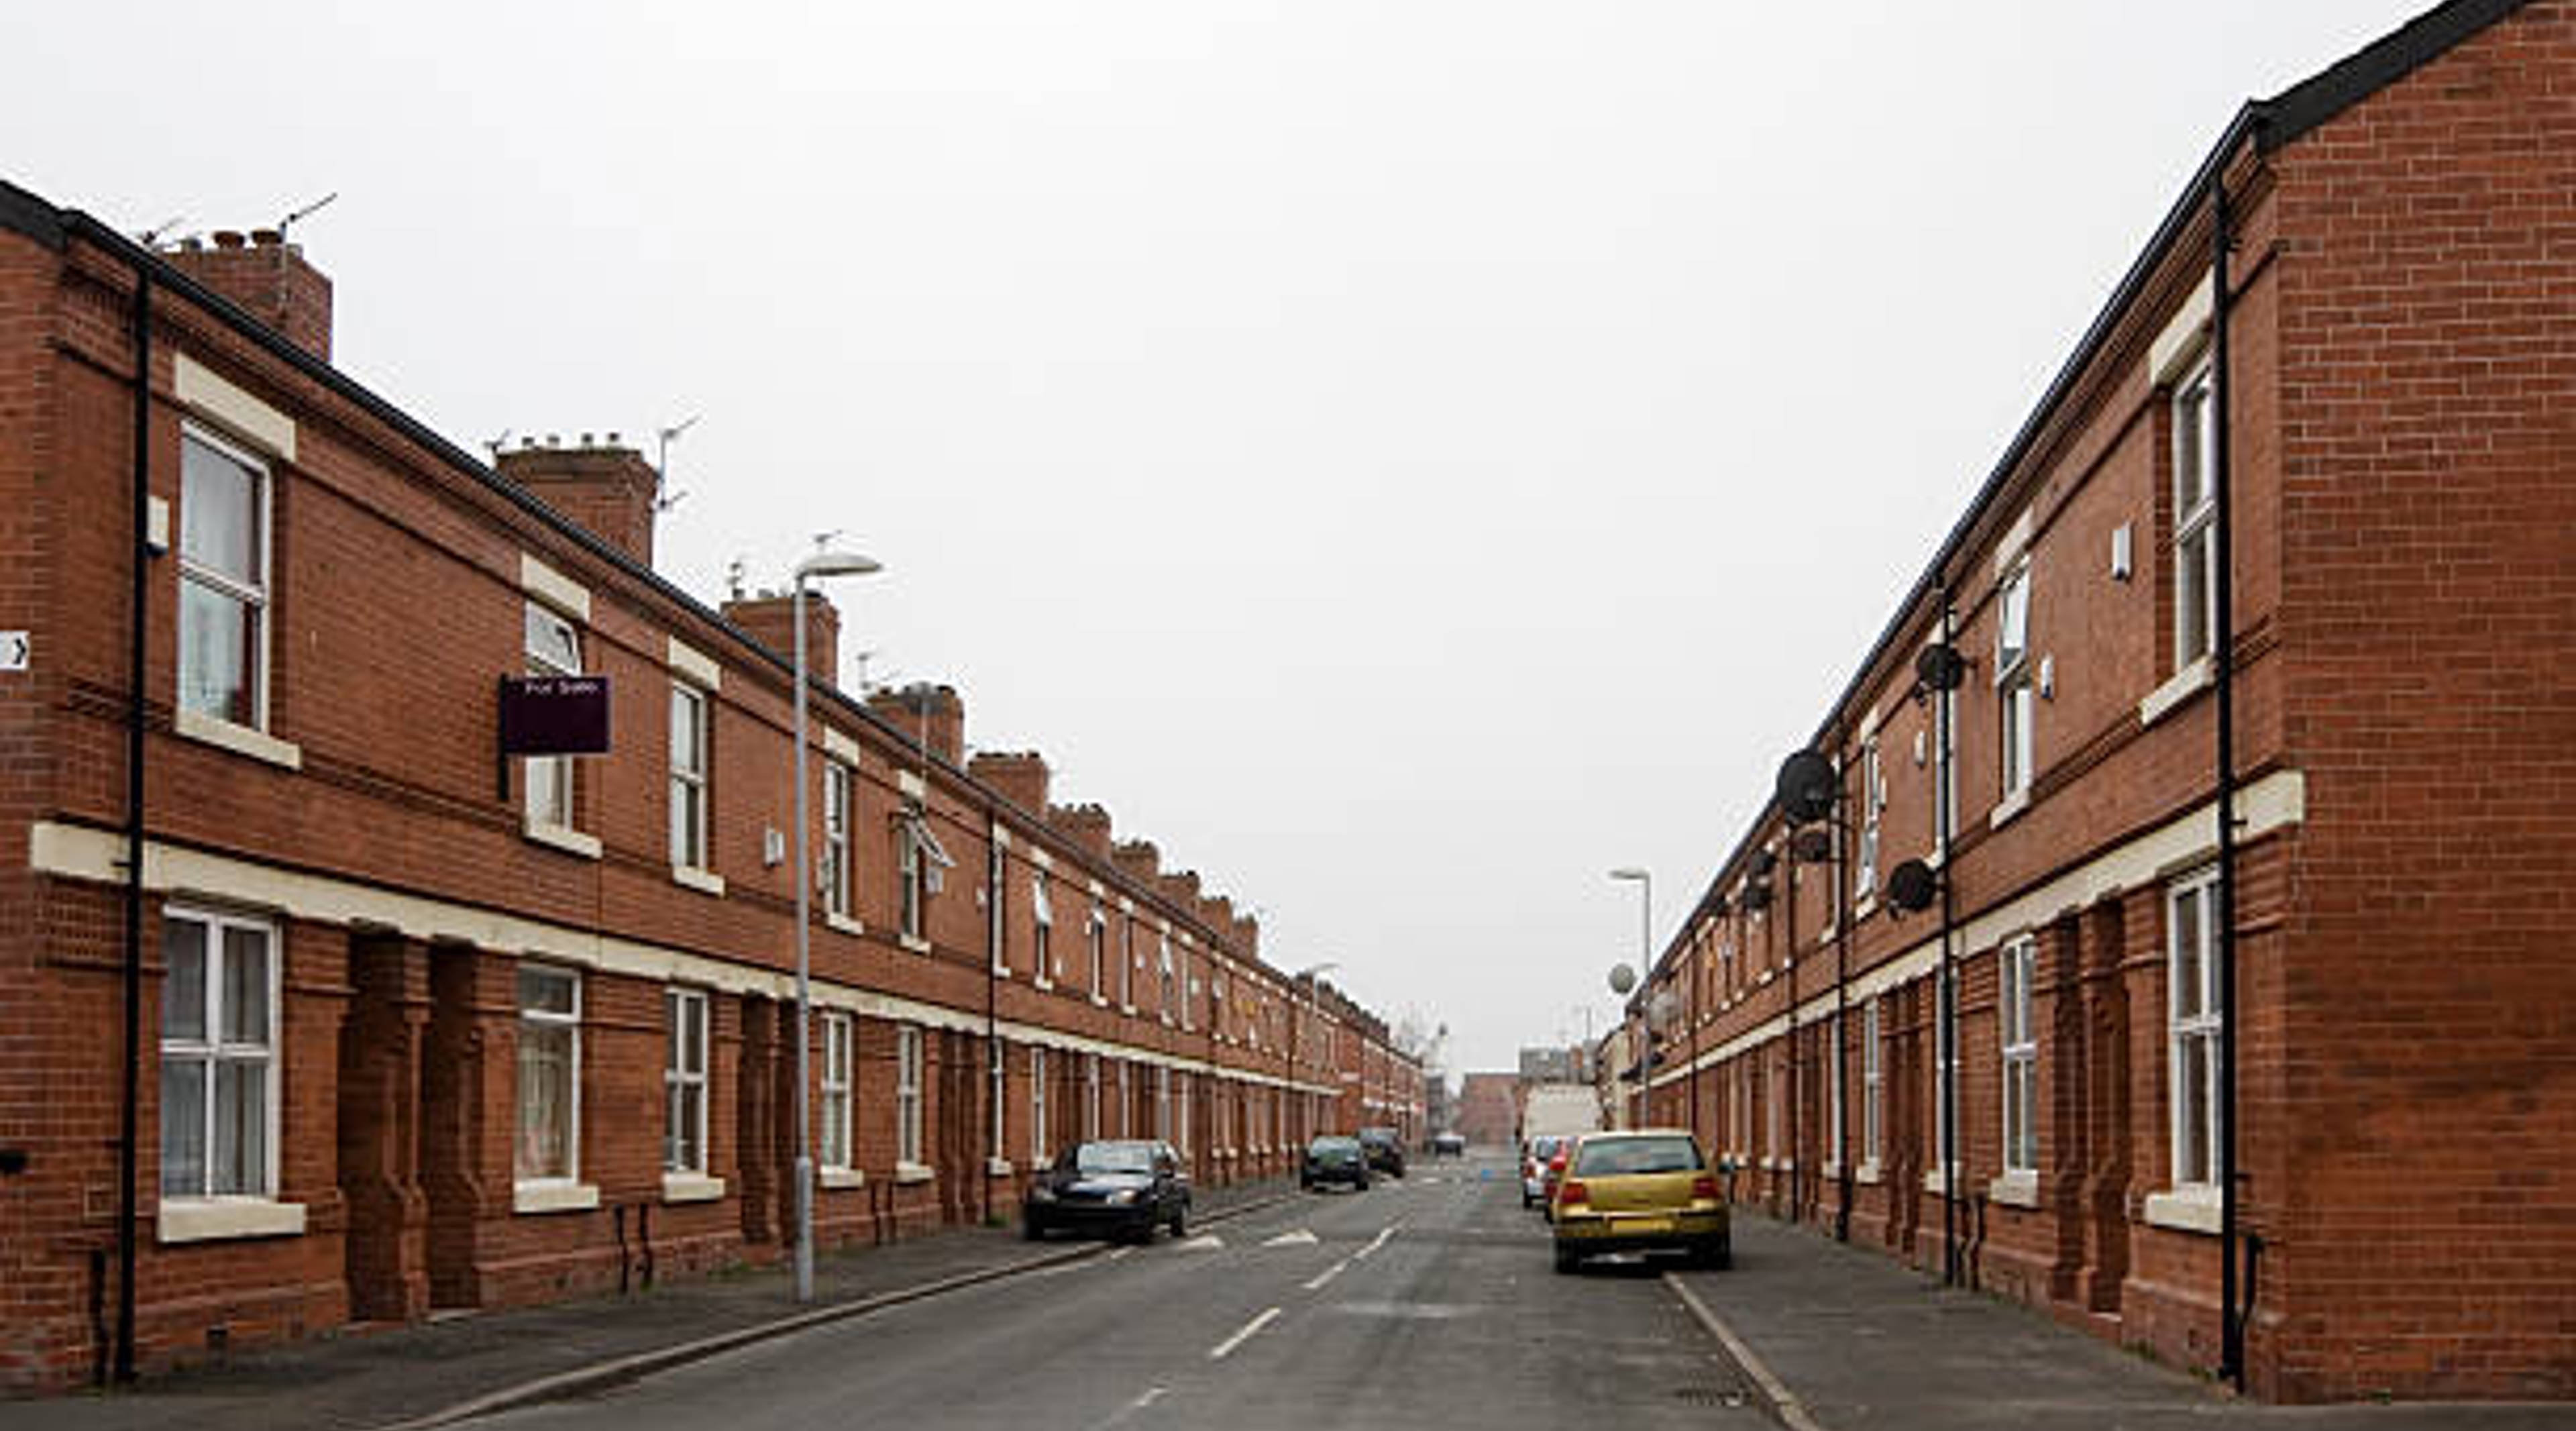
1572, 1136, 1703, 1177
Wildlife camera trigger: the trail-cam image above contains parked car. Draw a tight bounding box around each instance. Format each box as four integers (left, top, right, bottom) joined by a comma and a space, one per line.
1430, 1131, 1467, 1158
1358, 1126, 1407, 1178
1549, 1129, 1728, 1273
1024, 1139, 1191, 1243
1301, 1134, 1371, 1191
1521, 1134, 1570, 1208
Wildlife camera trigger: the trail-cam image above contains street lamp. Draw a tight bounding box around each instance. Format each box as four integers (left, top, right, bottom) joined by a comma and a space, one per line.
1293, 961, 1340, 1145
792, 547, 881, 1304
1609, 867, 1651, 1125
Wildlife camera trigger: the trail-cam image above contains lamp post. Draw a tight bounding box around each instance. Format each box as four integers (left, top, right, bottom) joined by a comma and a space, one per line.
1293, 961, 1340, 1144
792, 547, 881, 1304
1609, 867, 1651, 1125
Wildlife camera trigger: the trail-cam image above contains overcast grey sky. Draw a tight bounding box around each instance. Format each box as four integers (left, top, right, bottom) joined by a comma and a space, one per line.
10, 1, 2430, 1074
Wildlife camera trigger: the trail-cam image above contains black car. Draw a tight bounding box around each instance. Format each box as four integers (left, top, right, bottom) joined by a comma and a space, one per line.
1301, 1134, 1371, 1191
1357, 1126, 1407, 1178
1023, 1139, 1192, 1242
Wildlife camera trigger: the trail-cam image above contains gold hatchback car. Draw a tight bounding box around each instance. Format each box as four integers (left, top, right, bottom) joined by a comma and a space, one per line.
1549, 1129, 1729, 1273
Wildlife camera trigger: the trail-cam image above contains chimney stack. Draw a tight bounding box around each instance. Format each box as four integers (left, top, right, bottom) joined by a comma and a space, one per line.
1157, 869, 1203, 910
1048, 804, 1114, 860
968, 751, 1051, 816
166, 229, 333, 362
866, 683, 964, 763
496, 439, 659, 568
1111, 839, 1160, 886
1232, 914, 1260, 959
722, 590, 841, 688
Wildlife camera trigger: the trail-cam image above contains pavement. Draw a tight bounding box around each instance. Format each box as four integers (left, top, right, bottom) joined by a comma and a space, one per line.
1668, 1211, 2573, 1431
19, 1175, 1301, 1431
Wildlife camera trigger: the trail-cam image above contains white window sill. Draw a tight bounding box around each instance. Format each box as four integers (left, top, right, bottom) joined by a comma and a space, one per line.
672, 864, 725, 897
1989, 786, 2031, 831
1922, 1166, 1962, 1194
513, 1181, 601, 1215
819, 1167, 866, 1191
1855, 1161, 1882, 1185
991, 963, 1011, 979
900, 933, 932, 955
175, 708, 302, 770
661, 1172, 727, 1204
1851, 893, 1878, 922
2143, 1186, 2222, 1236
524, 819, 602, 860
1988, 1170, 2040, 1208
1758, 969, 1774, 986
894, 1161, 935, 1185
1091, 994, 1109, 1008
157, 1197, 306, 1244
1034, 975, 1055, 992
1119, 1004, 1136, 1016
824, 911, 865, 938
985, 1157, 1014, 1177
2139, 655, 2214, 729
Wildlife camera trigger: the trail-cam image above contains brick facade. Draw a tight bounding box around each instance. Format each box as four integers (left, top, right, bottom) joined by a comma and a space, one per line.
0, 185, 1421, 1390
1626, 1, 2573, 1403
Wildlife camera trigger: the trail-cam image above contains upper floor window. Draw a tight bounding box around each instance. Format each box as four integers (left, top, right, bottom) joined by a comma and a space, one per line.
160, 907, 277, 1199
987, 841, 1008, 974
1031, 871, 1053, 983
2000, 937, 2037, 1175
821, 760, 853, 918
525, 603, 582, 830
1120, 916, 1137, 1008
1856, 740, 1884, 898
1158, 939, 1177, 1023
178, 429, 272, 729
1995, 564, 2034, 800
2168, 868, 2222, 1189
897, 806, 951, 943
2172, 352, 2220, 666
669, 684, 710, 869
1086, 905, 1106, 998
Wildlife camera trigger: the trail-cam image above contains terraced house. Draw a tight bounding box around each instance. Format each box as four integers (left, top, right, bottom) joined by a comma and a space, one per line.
0, 182, 1421, 1391
1622, 0, 2572, 1403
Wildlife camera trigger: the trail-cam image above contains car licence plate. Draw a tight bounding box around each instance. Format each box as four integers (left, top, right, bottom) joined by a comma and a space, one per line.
1620, 1216, 1673, 1234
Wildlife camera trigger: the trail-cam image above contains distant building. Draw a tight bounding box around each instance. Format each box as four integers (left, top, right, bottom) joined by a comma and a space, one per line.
1455, 1073, 1517, 1148
1515, 1046, 1577, 1083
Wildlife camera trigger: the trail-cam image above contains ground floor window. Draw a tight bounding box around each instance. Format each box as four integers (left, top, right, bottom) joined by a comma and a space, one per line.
517, 965, 581, 1183
2000, 937, 2038, 1174
160, 907, 278, 1199
896, 1026, 924, 1164
665, 988, 709, 1174
820, 1012, 853, 1169
1030, 1046, 1049, 1163
2168, 869, 2222, 1187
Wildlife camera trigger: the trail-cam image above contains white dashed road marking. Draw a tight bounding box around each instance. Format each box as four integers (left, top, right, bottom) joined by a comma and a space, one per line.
1261, 1228, 1319, 1247
1207, 1307, 1282, 1361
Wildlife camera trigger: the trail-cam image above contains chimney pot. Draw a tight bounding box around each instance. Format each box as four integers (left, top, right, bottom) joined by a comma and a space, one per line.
213, 230, 246, 250
250, 228, 282, 247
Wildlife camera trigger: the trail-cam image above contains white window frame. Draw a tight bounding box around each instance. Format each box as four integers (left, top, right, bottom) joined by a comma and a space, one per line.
1083, 1051, 1102, 1140
1031, 871, 1053, 986
1829, 1012, 1846, 1168
158, 906, 281, 1202
1861, 999, 1882, 1167
1120, 916, 1136, 1010
1030, 1046, 1049, 1163
664, 988, 710, 1175
988, 841, 1009, 976
1995, 562, 2034, 800
820, 1012, 853, 1171
1933, 984, 1958, 1183
1087, 906, 1106, 1001
1158, 937, 1176, 1024
669, 683, 710, 871
176, 426, 273, 733
821, 759, 853, 919
2000, 937, 2038, 1175
523, 602, 582, 832
988, 1040, 1006, 1160
516, 964, 582, 1186
1175, 1069, 1191, 1156
2171, 350, 2220, 668
1856, 739, 1883, 899
2168, 869, 2222, 1189
1116, 1060, 1132, 1138
896, 1026, 924, 1165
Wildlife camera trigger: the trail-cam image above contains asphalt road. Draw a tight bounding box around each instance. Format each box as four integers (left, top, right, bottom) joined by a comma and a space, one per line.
476, 1152, 1760, 1430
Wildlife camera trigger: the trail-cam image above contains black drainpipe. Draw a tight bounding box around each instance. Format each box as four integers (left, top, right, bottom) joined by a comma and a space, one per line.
1834, 714, 1852, 1242
115, 266, 153, 1385
985, 808, 1001, 1228
1937, 584, 1958, 1288
2212, 168, 2245, 1394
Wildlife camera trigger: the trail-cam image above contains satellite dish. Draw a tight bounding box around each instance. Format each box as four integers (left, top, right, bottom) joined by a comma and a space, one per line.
1886, 858, 1939, 914
1748, 849, 1778, 878
1790, 829, 1833, 863
1917, 643, 1968, 693
1608, 963, 1637, 995
1740, 882, 1772, 912
1775, 749, 1838, 826
1649, 990, 1680, 1031
1705, 892, 1730, 918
